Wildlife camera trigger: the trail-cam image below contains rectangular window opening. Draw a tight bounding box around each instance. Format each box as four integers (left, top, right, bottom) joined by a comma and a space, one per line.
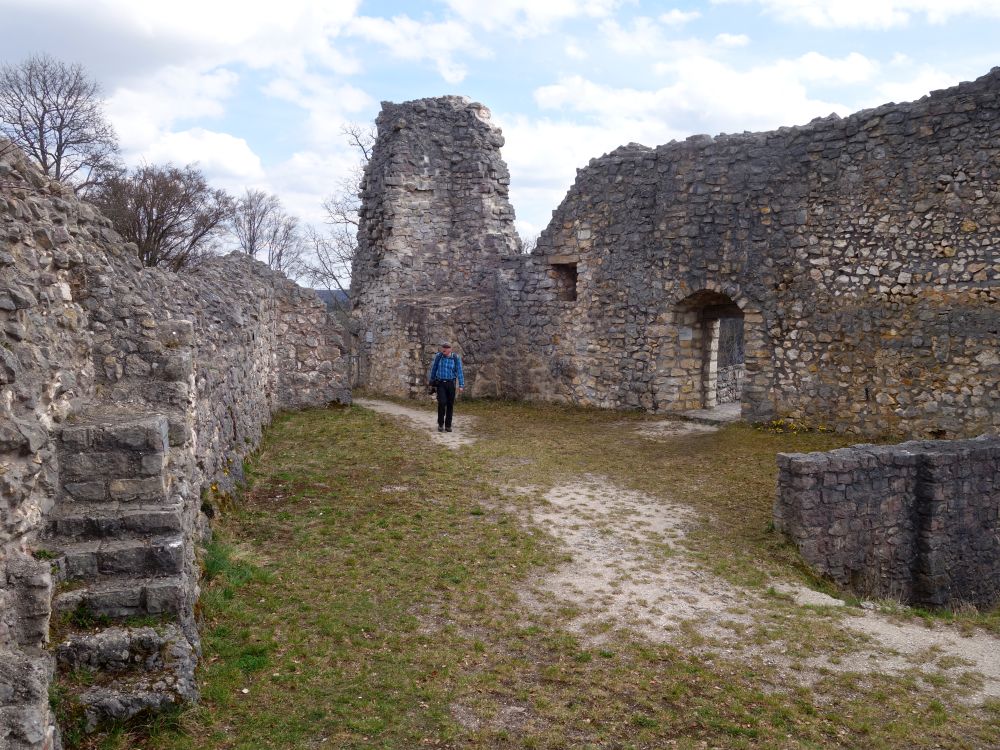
551, 262, 578, 301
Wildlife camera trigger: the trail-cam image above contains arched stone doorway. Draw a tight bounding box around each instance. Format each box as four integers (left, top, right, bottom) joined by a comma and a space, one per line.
669, 289, 748, 411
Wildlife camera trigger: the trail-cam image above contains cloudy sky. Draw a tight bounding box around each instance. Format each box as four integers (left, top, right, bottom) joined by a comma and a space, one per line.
1, 0, 998, 238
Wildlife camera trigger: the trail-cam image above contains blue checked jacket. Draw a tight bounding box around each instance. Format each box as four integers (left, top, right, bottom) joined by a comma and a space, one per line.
428, 352, 465, 388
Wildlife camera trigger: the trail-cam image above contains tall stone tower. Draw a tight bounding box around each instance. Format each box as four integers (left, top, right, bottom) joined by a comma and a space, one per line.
350, 96, 522, 396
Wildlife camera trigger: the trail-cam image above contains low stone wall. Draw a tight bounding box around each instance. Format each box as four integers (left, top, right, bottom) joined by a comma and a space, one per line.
774, 436, 1000, 608
0, 139, 350, 748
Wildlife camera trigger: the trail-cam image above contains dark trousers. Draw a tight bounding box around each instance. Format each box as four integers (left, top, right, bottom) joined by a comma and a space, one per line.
435, 380, 456, 428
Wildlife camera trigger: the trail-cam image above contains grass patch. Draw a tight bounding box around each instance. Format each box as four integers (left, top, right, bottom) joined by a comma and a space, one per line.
91, 400, 998, 750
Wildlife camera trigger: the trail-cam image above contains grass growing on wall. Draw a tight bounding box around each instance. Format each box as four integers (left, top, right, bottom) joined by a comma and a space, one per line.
83, 401, 999, 749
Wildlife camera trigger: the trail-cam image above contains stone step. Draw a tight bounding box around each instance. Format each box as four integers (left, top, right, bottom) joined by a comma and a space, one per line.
56, 623, 195, 675
61, 474, 169, 504
58, 412, 172, 506
61, 414, 169, 454
678, 402, 743, 425
55, 624, 198, 733
53, 575, 186, 619
59, 447, 166, 486
46, 502, 183, 542
53, 536, 185, 581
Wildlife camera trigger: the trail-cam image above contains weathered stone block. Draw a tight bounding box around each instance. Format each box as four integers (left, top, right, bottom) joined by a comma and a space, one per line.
108, 477, 166, 503
775, 435, 1000, 608
61, 451, 135, 482
64, 482, 108, 502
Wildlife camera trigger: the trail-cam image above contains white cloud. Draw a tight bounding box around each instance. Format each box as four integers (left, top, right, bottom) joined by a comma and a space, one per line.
720, 0, 1000, 29
263, 75, 373, 146
650, 50, 878, 87
792, 51, 879, 83
714, 32, 750, 47
107, 67, 240, 152
660, 9, 702, 25
0, 0, 362, 76
536, 52, 878, 140
870, 66, 961, 105
495, 114, 639, 235
565, 40, 589, 60
600, 19, 753, 60
443, 0, 622, 35
346, 15, 488, 83
268, 149, 365, 224
140, 128, 266, 190
601, 17, 672, 56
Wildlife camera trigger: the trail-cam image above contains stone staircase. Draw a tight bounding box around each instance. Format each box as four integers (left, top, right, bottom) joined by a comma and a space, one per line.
41, 411, 199, 732
54, 624, 197, 733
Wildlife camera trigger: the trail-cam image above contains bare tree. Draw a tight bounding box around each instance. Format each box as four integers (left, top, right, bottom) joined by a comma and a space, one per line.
263, 211, 303, 278
340, 121, 375, 161
232, 188, 304, 277
0, 54, 119, 193
301, 123, 375, 308
520, 233, 539, 254
92, 163, 234, 271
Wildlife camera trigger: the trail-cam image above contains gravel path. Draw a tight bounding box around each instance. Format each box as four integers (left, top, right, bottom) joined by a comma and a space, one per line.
521, 476, 750, 643
355, 398, 477, 448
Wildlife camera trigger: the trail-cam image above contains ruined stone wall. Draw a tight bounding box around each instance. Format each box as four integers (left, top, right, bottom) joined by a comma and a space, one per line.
87, 252, 348, 495
0, 140, 349, 748
354, 73, 997, 437
507, 68, 1000, 437
351, 96, 522, 397
715, 365, 744, 405
775, 436, 1000, 608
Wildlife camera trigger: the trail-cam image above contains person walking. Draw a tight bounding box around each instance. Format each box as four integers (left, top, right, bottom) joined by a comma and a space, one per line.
428, 342, 464, 432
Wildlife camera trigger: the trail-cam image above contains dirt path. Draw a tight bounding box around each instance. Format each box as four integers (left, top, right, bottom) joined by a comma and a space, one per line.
520, 476, 750, 643
779, 583, 1000, 703
522, 474, 1000, 704
354, 400, 1000, 704
355, 398, 477, 448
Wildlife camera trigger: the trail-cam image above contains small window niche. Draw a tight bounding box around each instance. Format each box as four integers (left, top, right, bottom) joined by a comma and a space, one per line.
549, 258, 578, 302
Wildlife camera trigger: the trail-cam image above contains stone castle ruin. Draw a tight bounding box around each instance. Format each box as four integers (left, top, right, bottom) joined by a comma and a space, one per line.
351, 96, 523, 399
1, 64, 999, 748
0, 141, 350, 748
353, 70, 999, 439
352, 72, 999, 610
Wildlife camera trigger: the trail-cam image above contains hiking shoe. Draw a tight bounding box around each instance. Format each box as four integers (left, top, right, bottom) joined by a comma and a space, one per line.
438, 425, 444, 432
445, 427, 452, 432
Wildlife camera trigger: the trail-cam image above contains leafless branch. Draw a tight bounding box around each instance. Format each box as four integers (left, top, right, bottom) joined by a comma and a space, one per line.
0, 54, 120, 195
339, 122, 376, 162
91, 163, 234, 271
231, 188, 305, 277
301, 122, 373, 302
520, 233, 539, 254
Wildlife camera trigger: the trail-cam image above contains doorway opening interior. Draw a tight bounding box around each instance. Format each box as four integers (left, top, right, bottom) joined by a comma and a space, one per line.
675, 290, 745, 409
